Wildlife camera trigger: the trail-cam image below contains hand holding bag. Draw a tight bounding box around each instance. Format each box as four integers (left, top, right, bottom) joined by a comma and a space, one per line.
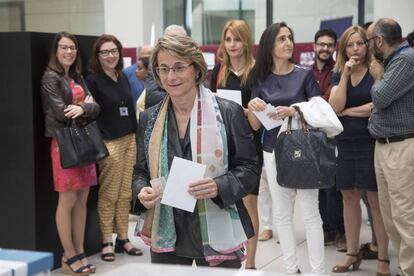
274, 106, 336, 189
55, 120, 109, 168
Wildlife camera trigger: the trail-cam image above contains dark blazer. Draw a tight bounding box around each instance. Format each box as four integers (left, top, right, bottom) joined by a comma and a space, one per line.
132, 96, 260, 257
40, 69, 100, 137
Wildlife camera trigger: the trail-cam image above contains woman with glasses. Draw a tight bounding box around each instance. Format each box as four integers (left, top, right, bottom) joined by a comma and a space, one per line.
132, 35, 260, 268
41, 31, 100, 275
210, 19, 261, 269
86, 34, 141, 262
329, 26, 390, 275
247, 22, 324, 274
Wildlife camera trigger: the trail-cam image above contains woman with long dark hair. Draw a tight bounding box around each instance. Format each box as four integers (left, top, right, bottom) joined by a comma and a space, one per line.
41, 31, 100, 275
247, 22, 325, 274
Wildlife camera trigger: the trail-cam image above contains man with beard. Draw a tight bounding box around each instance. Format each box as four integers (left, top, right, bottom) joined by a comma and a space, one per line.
367, 18, 414, 276
407, 30, 414, 48
312, 28, 337, 100
311, 28, 346, 252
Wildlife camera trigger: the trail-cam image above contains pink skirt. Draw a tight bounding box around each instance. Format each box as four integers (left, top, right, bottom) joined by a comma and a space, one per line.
51, 138, 97, 192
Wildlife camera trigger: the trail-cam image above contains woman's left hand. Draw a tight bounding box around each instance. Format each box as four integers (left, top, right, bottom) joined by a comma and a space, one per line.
188, 177, 218, 199
64, 104, 84, 118
267, 106, 295, 120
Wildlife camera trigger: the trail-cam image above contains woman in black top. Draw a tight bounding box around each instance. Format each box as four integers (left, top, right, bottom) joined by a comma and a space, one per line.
210, 20, 261, 269
86, 34, 141, 262
329, 26, 390, 275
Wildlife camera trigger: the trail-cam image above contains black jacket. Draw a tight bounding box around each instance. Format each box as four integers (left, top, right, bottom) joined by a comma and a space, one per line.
132, 96, 260, 257
40, 69, 100, 138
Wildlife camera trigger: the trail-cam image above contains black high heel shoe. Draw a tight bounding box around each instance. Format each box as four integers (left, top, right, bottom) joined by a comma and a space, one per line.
77, 253, 96, 274
101, 242, 115, 262
61, 255, 90, 275
114, 238, 143, 256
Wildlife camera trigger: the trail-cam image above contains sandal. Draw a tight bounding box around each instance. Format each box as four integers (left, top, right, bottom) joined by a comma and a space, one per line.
77, 253, 96, 273
115, 238, 143, 256
101, 242, 115, 262
61, 255, 90, 275
360, 242, 378, 260
332, 251, 362, 273
258, 230, 273, 241
376, 259, 391, 276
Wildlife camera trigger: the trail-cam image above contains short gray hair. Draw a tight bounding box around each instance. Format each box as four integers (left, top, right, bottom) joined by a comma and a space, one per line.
151, 35, 207, 87
373, 18, 402, 46
163, 24, 187, 36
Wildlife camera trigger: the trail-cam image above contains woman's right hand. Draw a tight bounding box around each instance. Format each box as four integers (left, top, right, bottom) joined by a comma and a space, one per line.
138, 186, 161, 209
344, 56, 360, 76
248, 97, 266, 112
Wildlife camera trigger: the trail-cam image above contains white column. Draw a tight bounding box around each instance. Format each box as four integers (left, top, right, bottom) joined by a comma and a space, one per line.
104, 0, 163, 47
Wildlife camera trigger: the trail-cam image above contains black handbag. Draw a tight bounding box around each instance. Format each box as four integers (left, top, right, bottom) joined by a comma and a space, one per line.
55, 120, 109, 168
274, 106, 336, 189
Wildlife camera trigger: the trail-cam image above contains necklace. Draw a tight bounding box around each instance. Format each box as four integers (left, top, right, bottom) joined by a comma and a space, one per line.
231, 67, 242, 76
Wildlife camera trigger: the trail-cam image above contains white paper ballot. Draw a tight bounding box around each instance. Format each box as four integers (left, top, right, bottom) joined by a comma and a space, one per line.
253, 104, 284, 130
203, 52, 216, 70
161, 157, 206, 212
150, 177, 166, 196
217, 89, 242, 106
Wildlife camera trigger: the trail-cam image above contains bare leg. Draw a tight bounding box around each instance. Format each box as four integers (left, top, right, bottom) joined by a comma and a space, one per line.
335, 189, 362, 267
242, 194, 259, 269
72, 187, 92, 267
367, 191, 390, 275
56, 191, 85, 271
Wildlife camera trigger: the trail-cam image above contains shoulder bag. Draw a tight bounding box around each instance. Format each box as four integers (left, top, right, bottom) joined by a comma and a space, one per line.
55, 120, 109, 168
274, 106, 336, 189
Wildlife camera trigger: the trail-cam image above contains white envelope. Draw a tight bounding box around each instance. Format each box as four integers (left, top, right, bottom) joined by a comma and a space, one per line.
161, 157, 206, 213
217, 89, 242, 106
253, 104, 283, 130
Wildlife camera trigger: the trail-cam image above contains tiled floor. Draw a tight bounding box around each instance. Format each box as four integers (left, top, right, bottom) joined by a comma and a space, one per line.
52, 201, 399, 275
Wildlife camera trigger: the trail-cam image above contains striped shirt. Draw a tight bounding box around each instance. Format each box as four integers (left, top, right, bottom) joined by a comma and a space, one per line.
368, 41, 414, 139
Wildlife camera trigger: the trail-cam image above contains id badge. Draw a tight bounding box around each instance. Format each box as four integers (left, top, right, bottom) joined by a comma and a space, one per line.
120, 107, 129, 116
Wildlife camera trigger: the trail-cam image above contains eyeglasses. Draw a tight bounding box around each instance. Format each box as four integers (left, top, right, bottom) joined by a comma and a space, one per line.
58, 44, 77, 52
365, 36, 379, 44
99, 48, 119, 57
155, 63, 193, 76
346, 41, 366, 48
315, 42, 335, 48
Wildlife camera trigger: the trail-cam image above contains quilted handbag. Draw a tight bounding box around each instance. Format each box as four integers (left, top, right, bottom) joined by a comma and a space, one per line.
55, 120, 108, 168
274, 106, 336, 189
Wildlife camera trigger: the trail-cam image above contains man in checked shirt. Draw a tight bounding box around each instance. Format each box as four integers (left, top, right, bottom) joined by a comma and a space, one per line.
367, 18, 414, 276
